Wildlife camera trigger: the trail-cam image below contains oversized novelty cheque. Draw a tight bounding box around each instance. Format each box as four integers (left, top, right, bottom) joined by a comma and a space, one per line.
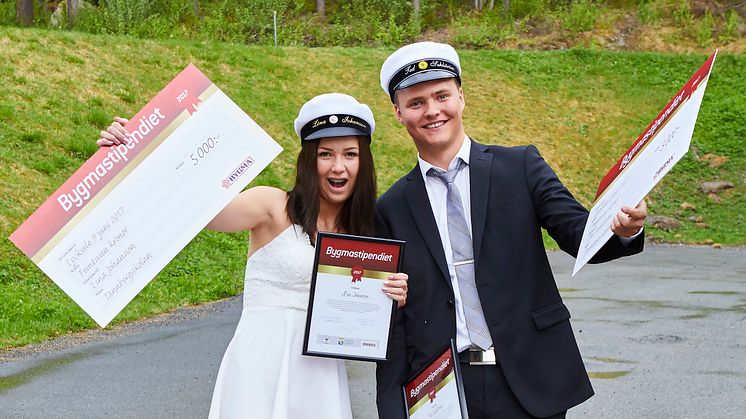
10, 64, 283, 326
573, 51, 718, 276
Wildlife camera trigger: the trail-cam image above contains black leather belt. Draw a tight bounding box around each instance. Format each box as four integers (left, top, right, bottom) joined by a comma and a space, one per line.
458, 347, 497, 365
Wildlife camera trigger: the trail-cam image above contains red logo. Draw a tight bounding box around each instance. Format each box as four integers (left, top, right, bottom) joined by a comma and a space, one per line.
428, 389, 436, 403
183, 96, 202, 116
351, 266, 364, 283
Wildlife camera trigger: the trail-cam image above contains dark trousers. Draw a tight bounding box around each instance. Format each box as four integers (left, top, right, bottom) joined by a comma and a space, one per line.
460, 362, 566, 419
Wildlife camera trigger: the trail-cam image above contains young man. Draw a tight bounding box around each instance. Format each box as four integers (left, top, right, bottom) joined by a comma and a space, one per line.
375, 42, 647, 419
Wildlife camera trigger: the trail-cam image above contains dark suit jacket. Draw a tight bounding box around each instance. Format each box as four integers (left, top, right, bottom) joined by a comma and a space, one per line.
375, 142, 644, 418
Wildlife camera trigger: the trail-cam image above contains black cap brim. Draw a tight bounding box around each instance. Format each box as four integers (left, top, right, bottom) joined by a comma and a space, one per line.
304, 126, 369, 141
398, 70, 458, 90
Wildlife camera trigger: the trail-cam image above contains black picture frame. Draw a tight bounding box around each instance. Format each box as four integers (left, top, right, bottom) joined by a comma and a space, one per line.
302, 231, 405, 362
402, 339, 469, 419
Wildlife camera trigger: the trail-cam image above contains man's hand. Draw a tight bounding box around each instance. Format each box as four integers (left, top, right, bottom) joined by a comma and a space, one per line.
611, 199, 647, 238
96, 117, 130, 147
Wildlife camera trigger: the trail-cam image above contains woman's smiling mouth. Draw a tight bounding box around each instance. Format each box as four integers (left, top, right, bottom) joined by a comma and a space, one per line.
328, 178, 348, 188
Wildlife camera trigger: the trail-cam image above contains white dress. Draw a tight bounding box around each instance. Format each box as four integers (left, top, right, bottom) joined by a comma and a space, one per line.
209, 225, 352, 419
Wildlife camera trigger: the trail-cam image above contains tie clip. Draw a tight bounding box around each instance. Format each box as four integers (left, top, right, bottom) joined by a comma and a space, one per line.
453, 259, 474, 266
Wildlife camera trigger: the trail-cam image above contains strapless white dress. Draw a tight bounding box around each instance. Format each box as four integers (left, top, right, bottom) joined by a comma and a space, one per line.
208, 225, 352, 419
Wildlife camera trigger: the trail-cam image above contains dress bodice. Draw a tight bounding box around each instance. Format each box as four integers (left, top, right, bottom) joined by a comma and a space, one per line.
243, 224, 315, 310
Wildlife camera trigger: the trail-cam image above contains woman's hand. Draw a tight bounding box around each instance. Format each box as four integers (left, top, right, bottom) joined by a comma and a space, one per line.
383, 273, 409, 308
96, 117, 129, 147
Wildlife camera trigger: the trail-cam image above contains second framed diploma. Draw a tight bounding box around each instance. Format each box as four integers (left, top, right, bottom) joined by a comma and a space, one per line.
403, 341, 469, 419
303, 232, 404, 361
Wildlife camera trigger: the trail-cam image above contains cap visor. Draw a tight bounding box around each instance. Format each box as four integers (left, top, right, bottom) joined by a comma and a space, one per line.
398, 70, 457, 90
304, 126, 368, 141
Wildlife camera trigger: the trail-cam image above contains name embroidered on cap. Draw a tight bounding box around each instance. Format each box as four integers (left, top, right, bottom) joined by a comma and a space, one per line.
300, 113, 371, 141
387, 58, 459, 100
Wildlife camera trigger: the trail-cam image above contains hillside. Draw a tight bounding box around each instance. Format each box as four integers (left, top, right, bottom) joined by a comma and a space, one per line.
1, 26, 743, 347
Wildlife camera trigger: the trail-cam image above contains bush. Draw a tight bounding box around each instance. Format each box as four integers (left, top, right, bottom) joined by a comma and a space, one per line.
194, 0, 305, 44
719, 10, 742, 43
452, 10, 513, 48
671, 0, 692, 27
511, 0, 550, 20
1, 0, 741, 48
637, 0, 663, 25
75, 0, 152, 36
562, 0, 601, 33
0, 1, 14, 25
693, 10, 714, 47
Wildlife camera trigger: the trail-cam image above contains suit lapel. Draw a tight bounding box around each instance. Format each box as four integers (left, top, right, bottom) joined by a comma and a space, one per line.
403, 166, 452, 288
469, 141, 493, 262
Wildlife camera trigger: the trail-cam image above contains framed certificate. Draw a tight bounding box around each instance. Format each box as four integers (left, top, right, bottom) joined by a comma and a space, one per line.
302, 232, 404, 361
403, 340, 469, 419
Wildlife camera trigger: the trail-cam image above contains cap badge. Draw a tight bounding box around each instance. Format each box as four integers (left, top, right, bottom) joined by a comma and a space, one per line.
329, 115, 339, 124
418, 61, 428, 70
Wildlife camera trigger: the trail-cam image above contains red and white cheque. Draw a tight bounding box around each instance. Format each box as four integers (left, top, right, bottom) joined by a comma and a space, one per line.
10, 64, 282, 326
574, 51, 718, 276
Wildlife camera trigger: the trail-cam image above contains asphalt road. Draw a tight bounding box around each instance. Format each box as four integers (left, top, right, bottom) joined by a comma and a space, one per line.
1, 244, 745, 418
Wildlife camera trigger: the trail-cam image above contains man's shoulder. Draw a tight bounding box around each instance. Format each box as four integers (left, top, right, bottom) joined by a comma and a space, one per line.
376, 169, 416, 208
378, 175, 409, 200
472, 140, 534, 157
471, 141, 543, 166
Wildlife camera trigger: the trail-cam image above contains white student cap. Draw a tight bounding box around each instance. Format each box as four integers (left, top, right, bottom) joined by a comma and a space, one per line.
380, 41, 461, 102
294, 93, 375, 142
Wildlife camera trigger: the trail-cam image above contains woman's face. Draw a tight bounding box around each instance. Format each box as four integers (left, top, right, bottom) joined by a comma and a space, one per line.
316, 136, 360, 206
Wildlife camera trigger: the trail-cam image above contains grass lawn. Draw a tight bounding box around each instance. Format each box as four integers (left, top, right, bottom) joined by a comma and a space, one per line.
1, 26, 744, 348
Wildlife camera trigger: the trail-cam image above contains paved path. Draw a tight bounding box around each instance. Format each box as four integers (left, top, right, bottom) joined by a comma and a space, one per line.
1, 245, 745, 418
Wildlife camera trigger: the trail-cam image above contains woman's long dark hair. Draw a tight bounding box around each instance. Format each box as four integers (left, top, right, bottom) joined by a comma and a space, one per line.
286, 136, 376, 245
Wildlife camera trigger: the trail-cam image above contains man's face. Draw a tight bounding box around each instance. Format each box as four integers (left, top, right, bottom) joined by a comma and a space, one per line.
394, 78, 465, 158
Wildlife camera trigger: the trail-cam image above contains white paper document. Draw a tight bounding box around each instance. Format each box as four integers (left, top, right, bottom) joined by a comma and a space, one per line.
10, 65, 282, 326
573, 51, 717, 276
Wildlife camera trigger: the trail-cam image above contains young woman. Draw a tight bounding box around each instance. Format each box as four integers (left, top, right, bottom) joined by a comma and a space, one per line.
97, 93, 409, 419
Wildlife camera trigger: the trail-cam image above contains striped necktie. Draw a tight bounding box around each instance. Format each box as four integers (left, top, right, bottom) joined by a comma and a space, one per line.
428, 159, 492, 350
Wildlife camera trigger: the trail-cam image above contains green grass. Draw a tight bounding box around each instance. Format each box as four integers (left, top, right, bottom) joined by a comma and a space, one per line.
1, 27, 744, 348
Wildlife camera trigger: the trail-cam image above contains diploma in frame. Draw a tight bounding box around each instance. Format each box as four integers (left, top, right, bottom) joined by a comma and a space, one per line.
403, 340, 469, 419
303, 232, 404, 361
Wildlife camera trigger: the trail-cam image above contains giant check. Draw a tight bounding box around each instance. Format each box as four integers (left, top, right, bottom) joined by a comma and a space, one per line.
9, 64, 283, 326
573, 51, 717, 276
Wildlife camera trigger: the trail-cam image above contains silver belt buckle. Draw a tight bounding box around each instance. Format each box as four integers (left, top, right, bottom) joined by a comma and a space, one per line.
469, 347, 496, 365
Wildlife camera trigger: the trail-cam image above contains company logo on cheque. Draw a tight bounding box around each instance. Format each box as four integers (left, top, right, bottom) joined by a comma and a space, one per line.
222, 156, 256, 189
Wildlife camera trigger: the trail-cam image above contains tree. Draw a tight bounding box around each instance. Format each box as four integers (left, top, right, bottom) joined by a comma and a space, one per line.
317, 0, 325, 19
16, 0, 34, 26
67, 0, 79, 29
